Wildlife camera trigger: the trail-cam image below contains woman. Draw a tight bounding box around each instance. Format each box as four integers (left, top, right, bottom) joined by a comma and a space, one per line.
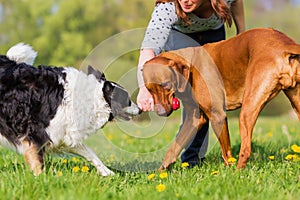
137, 0, 245, 166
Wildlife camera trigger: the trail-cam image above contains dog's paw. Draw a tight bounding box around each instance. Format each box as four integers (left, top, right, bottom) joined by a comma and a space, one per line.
97, 166, 115, 177
158, 165, 166, 173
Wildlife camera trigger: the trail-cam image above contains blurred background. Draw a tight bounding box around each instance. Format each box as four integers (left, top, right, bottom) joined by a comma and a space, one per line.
0, 0, 299, 116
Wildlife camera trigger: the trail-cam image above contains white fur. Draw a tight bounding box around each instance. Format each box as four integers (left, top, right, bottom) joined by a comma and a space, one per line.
6, 43, 37, 65
46, 67, 111, 147
45, 67, 114, 176
0, 135, 16, 151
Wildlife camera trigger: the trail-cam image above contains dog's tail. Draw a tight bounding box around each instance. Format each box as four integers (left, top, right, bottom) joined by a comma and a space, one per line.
6, 42, 37, 65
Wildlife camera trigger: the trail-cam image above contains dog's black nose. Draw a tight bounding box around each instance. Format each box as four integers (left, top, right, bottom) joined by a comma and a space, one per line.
138, 107, 143, 114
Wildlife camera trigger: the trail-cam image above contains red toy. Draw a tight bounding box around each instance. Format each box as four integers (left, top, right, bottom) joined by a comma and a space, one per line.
172, 97, 180, 110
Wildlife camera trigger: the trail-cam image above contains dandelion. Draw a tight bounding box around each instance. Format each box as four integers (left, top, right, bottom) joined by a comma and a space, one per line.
126, 139, 134, 144
228, 157, 237, 164
266, 131, 273, 137
135, 130, 141, 135
268, 156, 275, 160
147, 173, 156, 180
280, 148, 287, 153
57, 171, 63, 177
159, 172, 168, 179
62, 159, 68, 164
108, 154, 115, 162
156, 184, 166, 192
285, 154, 299, 161
210, 171, 219, 175
181, 162, 189, 168
72, 157, 79, 163
107, 133, 113, 140
81, 166, 89, 173
291, 144, 300, 153
72, 166, 80, 173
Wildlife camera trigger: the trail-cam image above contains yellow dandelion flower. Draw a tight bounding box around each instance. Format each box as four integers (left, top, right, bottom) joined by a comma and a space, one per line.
72, 166, 80, 173
291, 144, 300, 153
135, 130, 141, 135
159, 172, 168, 179
181, 162, 189, 168
267, 131, 273, 137
210, 170, 219, 175
156, 184, 166, 192
62, 159, 67, 164
107, 133, 113, 140
280, 148, 287, 153
72, 157, 79, 163
268, 156, 275, 160
285, 154, 299, 161
147, 173, 156, 180
109, 154, 115, 162
228, 157, 237, 164
285, 154, 294, 161
81, 166, 89, 173
57, 171, 63, 177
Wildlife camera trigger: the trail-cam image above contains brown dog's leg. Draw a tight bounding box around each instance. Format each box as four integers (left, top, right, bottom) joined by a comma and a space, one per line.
215, 118, 232, 165
237, 70, 279, 169
284, 87, 300, 119
22, 140, 45, 176
158, 108, 207, 171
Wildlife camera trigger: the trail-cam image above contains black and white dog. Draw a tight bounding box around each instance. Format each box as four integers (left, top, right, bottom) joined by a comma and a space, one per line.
0, 43, 141, 176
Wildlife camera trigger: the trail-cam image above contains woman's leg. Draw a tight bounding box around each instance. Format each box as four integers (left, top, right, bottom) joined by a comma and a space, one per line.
180, 109, 209, 166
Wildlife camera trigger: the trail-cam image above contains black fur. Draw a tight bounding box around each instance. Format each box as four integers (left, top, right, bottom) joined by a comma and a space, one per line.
87, 65, 133, 121
0, 55, 65, 148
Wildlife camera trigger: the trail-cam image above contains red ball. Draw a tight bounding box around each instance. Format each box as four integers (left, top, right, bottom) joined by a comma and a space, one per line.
172, 97, 180, 110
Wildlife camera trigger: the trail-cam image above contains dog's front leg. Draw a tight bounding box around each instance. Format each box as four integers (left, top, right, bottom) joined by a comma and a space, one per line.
70, 144, 114, 176
214, 117, 232, 165
159, 107, 207, 171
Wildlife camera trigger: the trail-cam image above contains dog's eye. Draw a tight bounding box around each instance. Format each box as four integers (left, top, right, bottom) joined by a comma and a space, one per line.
161, 82, 171, 90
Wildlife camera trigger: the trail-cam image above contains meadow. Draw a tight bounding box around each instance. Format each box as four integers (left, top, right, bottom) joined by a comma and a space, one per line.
0, 114, 299, 200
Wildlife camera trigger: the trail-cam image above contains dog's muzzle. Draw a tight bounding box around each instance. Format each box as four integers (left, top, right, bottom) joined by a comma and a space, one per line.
122, 102, 142, 116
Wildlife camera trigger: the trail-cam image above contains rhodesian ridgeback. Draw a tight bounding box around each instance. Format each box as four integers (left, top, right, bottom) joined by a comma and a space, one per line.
142, 28, 300, 170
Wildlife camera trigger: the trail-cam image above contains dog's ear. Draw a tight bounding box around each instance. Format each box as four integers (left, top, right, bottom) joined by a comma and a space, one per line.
169, 60, 190, 93
88, 65, 106, 81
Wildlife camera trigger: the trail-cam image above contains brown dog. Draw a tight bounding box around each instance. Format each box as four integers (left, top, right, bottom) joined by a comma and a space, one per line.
142, 28, 300, 170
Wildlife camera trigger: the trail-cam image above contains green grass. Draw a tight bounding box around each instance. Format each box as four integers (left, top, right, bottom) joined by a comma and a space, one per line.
0, 115, 299, 200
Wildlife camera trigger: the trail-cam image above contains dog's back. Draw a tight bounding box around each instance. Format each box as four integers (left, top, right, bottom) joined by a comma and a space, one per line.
202, 28, 300, 110
0, 45, 66, 149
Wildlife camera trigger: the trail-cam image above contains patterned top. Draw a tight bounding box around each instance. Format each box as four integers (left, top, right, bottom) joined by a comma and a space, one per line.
141, 0, 236, 53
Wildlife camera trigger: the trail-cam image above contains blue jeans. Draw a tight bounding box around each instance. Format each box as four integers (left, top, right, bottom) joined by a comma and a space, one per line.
164, 25, 226, 165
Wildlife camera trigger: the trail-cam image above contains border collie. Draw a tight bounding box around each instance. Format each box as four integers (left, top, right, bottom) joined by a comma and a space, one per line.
0, 43, 141, 176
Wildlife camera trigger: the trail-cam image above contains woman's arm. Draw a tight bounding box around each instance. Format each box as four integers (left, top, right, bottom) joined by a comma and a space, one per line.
137, 48, 156, 87
137, 48, 156, 111
231, 0, 245, 34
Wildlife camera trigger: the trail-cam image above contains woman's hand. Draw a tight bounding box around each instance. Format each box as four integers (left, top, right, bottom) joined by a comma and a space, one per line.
137, 85, 154, 112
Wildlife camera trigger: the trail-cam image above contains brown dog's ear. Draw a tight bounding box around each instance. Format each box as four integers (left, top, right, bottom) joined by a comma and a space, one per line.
169, 60, 190, 93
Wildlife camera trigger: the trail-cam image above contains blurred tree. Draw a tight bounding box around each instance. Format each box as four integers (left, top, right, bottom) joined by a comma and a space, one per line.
0, 0, 153, 66
0, 0, 55, 48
